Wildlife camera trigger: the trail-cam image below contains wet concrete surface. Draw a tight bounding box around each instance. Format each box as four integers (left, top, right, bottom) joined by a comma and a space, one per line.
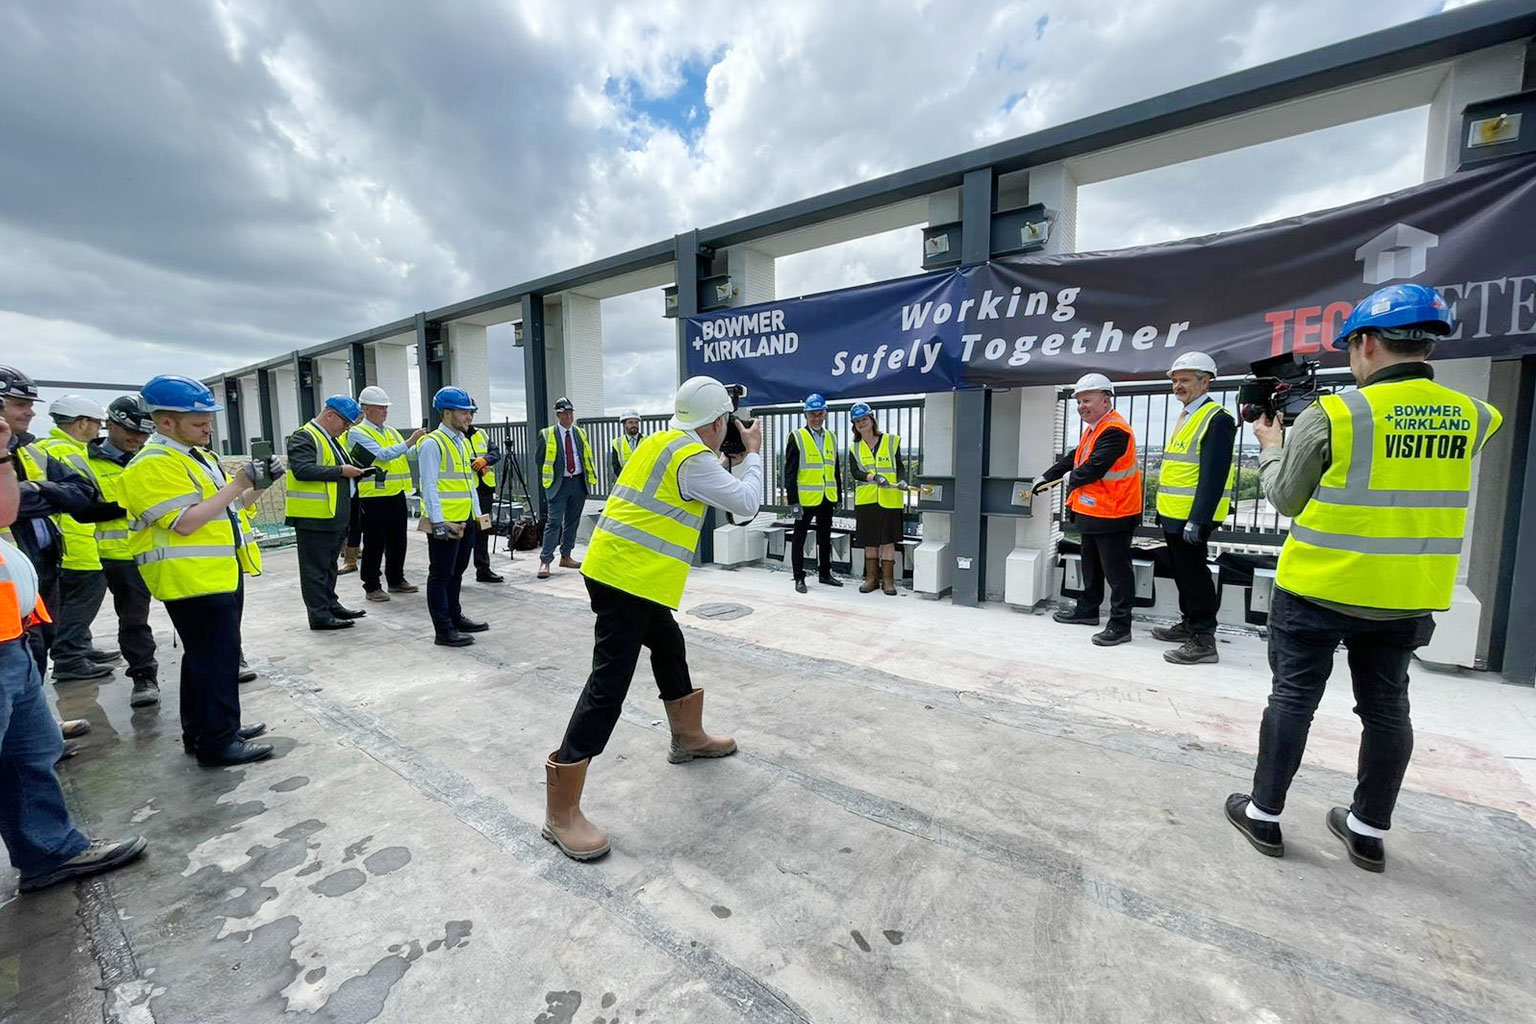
3, 538, 1535, 1023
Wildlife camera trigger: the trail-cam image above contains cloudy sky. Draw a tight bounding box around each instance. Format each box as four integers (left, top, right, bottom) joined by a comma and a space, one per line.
1, 0, 1472, 420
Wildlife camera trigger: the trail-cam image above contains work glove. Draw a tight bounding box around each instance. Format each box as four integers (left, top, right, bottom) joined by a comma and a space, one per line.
1182, 520, 1203, 544
1031, 479, 1053, 496
471, 456, 490, 473
430, 521, 462, 539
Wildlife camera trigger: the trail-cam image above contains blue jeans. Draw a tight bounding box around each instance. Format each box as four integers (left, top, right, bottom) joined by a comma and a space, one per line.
0, 636, 88, 877
541, 479, 587, 563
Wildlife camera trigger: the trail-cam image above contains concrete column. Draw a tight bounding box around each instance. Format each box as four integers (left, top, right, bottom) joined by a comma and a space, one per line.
369, 340, 415, 424
557, 292, 603, 415
727, 246, 776, 306
542, 297, 570, 410
914, 190, 961, 597
315, 355, 350, 404
1002, 161, 1079, 609
238, 376, 262, 446
213, 401, 231, 454
1417, 43, 1525, 669
446, 322, 491, 410
272, 366, 300, 440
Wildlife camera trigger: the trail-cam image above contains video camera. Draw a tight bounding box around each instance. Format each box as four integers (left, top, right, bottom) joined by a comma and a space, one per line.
721, 383, 754, 457
1238, 353, 1337, 423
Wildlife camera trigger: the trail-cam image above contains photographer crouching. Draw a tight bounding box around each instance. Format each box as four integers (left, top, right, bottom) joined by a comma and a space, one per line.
1226, 283, 1502, 873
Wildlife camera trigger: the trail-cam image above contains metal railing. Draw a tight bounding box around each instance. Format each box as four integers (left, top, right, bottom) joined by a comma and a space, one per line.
1053, 372, 1353, 547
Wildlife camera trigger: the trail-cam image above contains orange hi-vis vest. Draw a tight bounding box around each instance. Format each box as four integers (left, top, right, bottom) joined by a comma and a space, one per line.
1067, 410, 1143, 520
1, 541, 51, 642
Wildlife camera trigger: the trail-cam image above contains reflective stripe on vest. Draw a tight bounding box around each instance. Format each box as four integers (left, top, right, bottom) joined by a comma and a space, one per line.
794, 427, 838, 506
123, 444, 242, 600
1155, 401, 1235, 522
430, 429, 475, 522
1275, 379, 1501, 611
86, 454, 139, 561
39, 432, 102, 571
541, 426, 597, 490
0, 541, 51, 642
1067, 411, 1143, 519
854, 434, 904, 509
0, 446, 52, 547
356, 422, 412, 498
582, 429, 710, 610
284, 421, 341, 518
469, 429, 495, 488
611, 433, 640, 470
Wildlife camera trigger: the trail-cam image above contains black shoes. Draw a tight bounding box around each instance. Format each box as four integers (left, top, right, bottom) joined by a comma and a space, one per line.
1225, 794, 1284, 858
1052, 606, 1099, 625
476, 570, 505, 583
1165, 637, 1219, 664
52, 661, 114, 682
435, 631, 474, 647
1150, 622, 1194, 643
330, 607, 367, 620
1327, 807, 1386, 872
1092, 627, 1131, 647
183, 724, 269, 756
18, 836, 148, 893
197, 739, 274, 767
819, 575, 844, 588
388, 581, 420, 594
86, 648, 123, 664
310, 617, 354, 630
129, 679, 161, 708
794, 579, 808, 594
454, 618, 489, 633
237, 660, 258, 683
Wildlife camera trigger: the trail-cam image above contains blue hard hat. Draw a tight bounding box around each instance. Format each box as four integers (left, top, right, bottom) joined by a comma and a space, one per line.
433, 386, 476, 411
803, 393, 827, 412
849, 402, 873, 421
1335, 283, 1454, 345
324, 395, 362, 422
140, 374, 223, 413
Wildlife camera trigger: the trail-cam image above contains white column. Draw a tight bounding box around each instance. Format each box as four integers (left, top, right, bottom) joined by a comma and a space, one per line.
913, 190, 961, 597
557, 292, 604, 416
369, 340, 415, 426
315, 356, 350, 403
272, 366, 300, 440
727, 246, 776, 306
1417, 43, 1525, 669
1003, 162, 1078, 608
446, 322, 491, 411
213, 396, 231, 454
542, 296, 569, 413
238, 376, 261, 443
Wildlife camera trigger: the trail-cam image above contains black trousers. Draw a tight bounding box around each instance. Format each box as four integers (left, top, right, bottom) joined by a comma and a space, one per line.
1164, 527, 1219, 635
101, 559, 157, 682
1078, 528, 1135, 631
426, 520, 477, 636
790, 501, 834, 580
163, 580, 244, 755
26, 561, 59, 679
359, 494, 410, 592
557, 578, 694, 763
345, 497, 363, 547
295, 526, 347, 623
1251, 589, 1434, 830
51, 568, 108, 672
473, 484, 496, 571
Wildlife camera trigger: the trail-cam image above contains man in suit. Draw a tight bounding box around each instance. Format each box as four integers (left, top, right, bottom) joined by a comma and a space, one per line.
284, 396, 368, 630
536, 396, 596, 581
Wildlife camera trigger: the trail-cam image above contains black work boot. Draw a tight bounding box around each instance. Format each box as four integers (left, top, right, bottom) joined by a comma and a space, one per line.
1052, 605, 1098, 625
1225, 794, 1284, 857
1091, 626, 1131, 646
1165, 635, 1219, 665
1150, 621, 1193, 643
1327, 808, 1386, 873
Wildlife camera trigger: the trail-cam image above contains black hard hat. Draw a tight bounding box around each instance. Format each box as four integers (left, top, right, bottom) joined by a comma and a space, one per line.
553, 396, 574, 413
0, 365, 39, 401
107, 394, 154, 434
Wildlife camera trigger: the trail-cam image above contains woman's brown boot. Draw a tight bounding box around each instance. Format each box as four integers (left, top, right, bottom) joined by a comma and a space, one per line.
881, 559, 897, 595
859, 549, 880, 593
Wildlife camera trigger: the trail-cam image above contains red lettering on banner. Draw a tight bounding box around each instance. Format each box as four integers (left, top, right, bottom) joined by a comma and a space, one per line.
1265, 300, 1357, 355
1265, 310, 1294, 357
1321, 301, 1353, 351
1293, 305, 1323, 354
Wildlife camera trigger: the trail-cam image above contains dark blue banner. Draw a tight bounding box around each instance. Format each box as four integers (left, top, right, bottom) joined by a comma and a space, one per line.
684, 155, 1536, 402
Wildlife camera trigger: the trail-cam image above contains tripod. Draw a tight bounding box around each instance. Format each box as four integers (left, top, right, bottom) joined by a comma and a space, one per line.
490, 427, 537, 560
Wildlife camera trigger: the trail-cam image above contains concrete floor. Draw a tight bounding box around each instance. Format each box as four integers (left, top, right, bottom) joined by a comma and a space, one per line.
4, 536, 1535, 1024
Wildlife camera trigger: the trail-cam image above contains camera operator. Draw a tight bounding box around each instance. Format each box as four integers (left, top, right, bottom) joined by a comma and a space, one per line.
541, 375, 762, 862
1226, 283, 1502, 873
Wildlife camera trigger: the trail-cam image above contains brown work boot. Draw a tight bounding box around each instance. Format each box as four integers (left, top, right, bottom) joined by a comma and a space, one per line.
858, 550, 880, 593
662, 689, 737, 764
559, 555, 582, 570
542, 754, 610, 861
881, 559, 897, 596
338, 545, 360, 574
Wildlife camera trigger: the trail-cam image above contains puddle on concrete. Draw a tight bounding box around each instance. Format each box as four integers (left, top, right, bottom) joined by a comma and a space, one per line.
685, 602, 753, 621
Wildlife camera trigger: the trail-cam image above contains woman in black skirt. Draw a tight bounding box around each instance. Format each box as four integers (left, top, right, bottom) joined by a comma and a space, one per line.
848, 402, 905, 595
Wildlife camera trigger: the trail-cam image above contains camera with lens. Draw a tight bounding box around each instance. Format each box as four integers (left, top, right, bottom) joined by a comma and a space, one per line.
1238, 352, 1337, 423
721, 383, 754, 456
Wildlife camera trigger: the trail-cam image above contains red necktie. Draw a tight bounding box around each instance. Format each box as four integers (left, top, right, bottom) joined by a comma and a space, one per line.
564, 429, 576, 475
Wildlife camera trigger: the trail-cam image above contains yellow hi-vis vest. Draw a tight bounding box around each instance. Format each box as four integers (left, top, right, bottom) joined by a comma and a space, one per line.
541, 426, 597, 491
284, 421, 348, 519
355, 422, 412, 497
469, 429, 495, 488
0, 445, 51, 546
793, 427, 837, 506
611, 433, 641, 470
1155, 401, 1236, 523
38, 429, 102, 571
1276, 377, 1501, 611
582, 429, 710, 610
237, 504, 263, 575
121, 442, 256, 600
86, 450, 137, 561
427, 428, 476, 522
854, 433, 904, 509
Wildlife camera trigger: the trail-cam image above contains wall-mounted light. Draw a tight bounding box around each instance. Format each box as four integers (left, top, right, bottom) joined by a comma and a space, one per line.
512, 322, 525, 348
663, 285, 680, 319
921, 222, 962, 270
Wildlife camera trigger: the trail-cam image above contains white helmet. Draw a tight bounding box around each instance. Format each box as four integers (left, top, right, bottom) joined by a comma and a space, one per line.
1168, 351, 1218, 378
357, 385, 391, 407
1070, 372, 1115, 397
621, 409, 640, 422
49, 394, 106, 421
672, 376, 734, 430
